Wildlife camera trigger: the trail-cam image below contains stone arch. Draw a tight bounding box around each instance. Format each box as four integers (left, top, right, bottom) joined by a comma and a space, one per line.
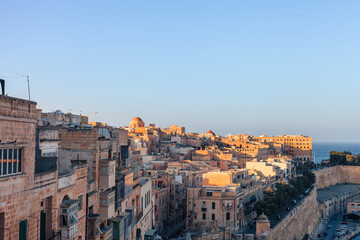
62, 195, 70, 203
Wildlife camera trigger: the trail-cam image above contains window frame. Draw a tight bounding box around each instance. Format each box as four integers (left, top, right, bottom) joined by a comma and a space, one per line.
0, 147, 23, 177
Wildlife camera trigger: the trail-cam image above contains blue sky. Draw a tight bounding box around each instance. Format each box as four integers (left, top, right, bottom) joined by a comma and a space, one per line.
1, 1, 360, 142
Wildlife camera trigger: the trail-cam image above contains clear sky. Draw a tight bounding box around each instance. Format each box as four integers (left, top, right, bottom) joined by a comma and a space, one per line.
1, 1, 360, 142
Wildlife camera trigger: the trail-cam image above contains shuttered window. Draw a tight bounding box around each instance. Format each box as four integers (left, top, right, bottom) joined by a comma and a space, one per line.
19, 219, 28, 240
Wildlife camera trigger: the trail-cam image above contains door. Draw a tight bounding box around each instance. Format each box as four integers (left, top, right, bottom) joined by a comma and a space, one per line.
19, 219, 28, 240
40, 210, 46, 240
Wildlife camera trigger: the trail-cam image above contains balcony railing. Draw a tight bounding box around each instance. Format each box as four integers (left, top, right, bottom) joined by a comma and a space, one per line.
201, 207, 207, 212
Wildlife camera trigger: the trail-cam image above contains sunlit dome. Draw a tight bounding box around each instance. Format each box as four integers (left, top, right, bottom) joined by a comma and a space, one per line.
130, 117, 145, 129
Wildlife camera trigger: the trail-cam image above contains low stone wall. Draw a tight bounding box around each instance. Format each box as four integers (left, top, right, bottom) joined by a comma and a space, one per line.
314, 166, 360, 189
266, 187, 320, 240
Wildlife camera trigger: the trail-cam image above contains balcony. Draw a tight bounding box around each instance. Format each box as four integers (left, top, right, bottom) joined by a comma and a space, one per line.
61, 223, 78, 240
100, 190, 116, 219
119, 212, 133, 240
99, 159, 116, 190
60, 199, 79, 239
87, 213, 101, 240
99, 225, 113, 240
201, 207, 207, 212
111, 216, 126, 240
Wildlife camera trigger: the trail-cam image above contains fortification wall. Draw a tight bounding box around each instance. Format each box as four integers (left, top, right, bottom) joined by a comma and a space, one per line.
234, 166, 360, 240
314, 166, 360, 189
266, 187, 320, 240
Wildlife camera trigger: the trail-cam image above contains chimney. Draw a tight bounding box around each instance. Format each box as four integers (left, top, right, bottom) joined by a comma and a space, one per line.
0, 79, 4, 95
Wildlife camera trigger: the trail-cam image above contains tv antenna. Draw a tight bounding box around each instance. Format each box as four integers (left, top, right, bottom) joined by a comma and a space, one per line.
27, 75, 31, 101
93, 112, 98, 122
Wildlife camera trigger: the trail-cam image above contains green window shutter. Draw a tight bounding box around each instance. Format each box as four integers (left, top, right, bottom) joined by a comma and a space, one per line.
19, 219, 28, 240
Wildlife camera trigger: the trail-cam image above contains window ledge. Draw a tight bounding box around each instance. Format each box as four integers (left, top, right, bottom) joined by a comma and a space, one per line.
0, 172, 26, 180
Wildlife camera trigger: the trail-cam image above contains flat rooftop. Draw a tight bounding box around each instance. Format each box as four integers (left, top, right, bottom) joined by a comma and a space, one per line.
317, 184, 360, 202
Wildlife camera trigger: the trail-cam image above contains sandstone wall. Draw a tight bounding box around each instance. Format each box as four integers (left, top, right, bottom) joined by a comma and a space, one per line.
314, 167, 342, 189
267, 187, 320, 240
314, 166, 360, 189
252, 166, 360, 240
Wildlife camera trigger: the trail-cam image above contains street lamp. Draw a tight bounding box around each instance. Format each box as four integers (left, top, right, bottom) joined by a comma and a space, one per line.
28, 216, 39, 240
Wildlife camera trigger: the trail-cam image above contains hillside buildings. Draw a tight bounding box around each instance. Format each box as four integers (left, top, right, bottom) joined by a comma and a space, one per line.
0, 83, 315, 240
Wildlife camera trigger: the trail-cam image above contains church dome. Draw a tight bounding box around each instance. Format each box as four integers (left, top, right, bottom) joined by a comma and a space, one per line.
130, 117, 145, 129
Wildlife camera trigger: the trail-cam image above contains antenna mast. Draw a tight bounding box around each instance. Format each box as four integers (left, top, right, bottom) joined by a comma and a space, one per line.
27, 75, 31, 101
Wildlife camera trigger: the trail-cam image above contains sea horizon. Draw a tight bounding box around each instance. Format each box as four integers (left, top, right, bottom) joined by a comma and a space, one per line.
312, 142, 360, 164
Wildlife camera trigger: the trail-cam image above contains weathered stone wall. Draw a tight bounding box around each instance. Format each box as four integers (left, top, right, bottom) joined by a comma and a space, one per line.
265, 188, 320, 240
241, 166, 360, 240
265, 166, 360, 240
314, 166, 360, 189
0, 96, 58, 240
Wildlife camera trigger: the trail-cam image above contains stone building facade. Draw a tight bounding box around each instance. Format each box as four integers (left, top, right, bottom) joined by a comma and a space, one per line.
0, 95, 58, 240
187, 186, 244, 231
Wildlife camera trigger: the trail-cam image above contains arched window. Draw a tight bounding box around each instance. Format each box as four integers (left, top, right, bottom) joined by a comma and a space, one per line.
226, 212, 230, 220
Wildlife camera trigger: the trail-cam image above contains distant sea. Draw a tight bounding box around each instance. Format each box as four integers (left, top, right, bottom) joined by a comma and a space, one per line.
313, 142, 360, 164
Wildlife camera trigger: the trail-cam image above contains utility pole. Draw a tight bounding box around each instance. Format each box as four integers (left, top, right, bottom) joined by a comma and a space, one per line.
27, 75, 31, 101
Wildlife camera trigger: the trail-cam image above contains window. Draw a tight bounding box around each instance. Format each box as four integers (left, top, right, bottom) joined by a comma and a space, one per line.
212, 202, 215, 209
109, 165, 115, 174
206, 191, 212, 197
145, 194, 147, 208
78, 195, 83, 210
212, 214, 215, 220
19, 219, 28, 240
101, 167, 108, 175
0, 213, 4, 240
8, 149, 12, 174
89, 206, 94, 215
101, 199, 107, 207
147, 191, 151, 206
108, 196, 115, 205
69, 212, 78, 225
226, 212, 230, 220
202, 213, 206, 220
357, 204, 360, 210
0, 148, 23, 177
